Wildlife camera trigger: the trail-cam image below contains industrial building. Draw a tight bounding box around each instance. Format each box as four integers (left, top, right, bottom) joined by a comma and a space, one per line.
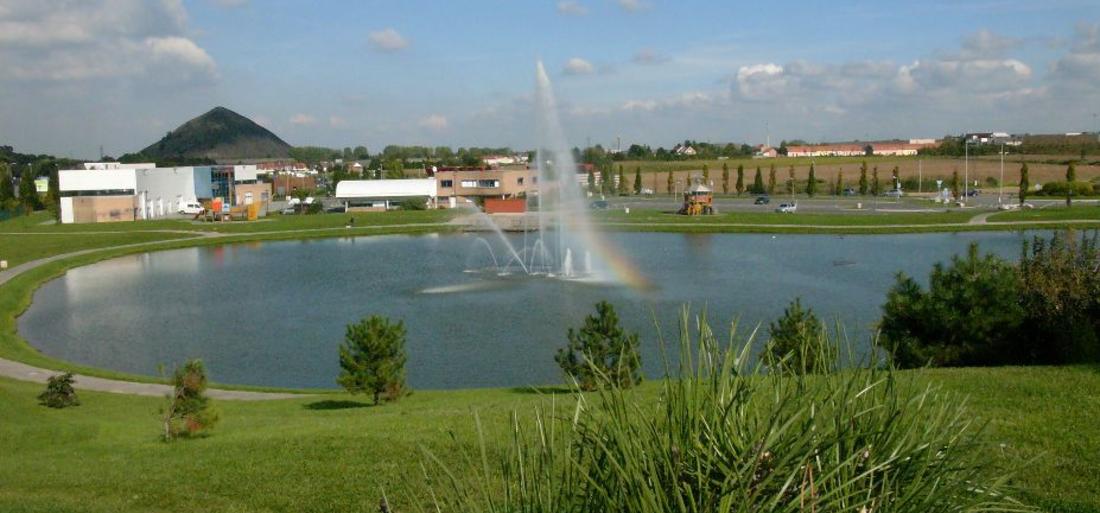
58, 164, 271, 224
335, 179, 437, 211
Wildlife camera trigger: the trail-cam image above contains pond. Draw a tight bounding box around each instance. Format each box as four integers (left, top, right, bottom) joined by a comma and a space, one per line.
19, 231, 1037, 389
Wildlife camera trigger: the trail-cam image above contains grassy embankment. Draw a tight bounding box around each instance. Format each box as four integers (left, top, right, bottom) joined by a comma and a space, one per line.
0, 364, 1097, 513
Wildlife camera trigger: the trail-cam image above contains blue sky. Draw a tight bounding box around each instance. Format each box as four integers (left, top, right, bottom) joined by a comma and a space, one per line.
2, 0, 1099, 157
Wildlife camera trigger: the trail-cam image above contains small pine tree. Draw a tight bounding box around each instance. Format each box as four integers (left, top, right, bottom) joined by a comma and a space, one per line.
766, 298, 832, 375
951, 169, 961, 200
338, 316, 408, 405
768, 164, 777, 194
1066, 162, 1076, 207
859, 161, 869, 195
633, 166, 642, 195
871, 167, 881, 196
702, 164, 709, 184
38, 372, 79, 408
667, 171, 674, 196
806, 164, 817, 197
735, 165, 745, 195
162, 360, 219, 441
555, 301, 642, 391
721, 163, 730, 194
753, 167, 765, 195
1019, 163, 1029, 205
835, 171, 843, 196
617, 165, 628, 196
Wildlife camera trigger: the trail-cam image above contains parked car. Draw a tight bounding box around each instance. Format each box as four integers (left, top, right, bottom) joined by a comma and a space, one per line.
884, 189, 903, 198
589, 200, 609, 210
177, 201, 203, 215
965, 189, 981, 197
775, 203, 797, 213
843, 187, 857, 196
754, 196, 771, 205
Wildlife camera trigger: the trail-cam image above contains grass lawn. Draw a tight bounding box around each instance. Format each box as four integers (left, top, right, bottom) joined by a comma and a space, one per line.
989, 204, 1100, 223
0, 364, 1097, 513
0, 210, 454, 234
0, 232, 197, 268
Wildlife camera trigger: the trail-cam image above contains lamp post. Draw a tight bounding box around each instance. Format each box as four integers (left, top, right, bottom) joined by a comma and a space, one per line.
963, 138, 970, 204
998, 142, 1005, 204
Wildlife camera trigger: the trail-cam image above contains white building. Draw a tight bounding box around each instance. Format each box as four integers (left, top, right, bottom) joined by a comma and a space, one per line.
335, 179, 437, 211
82, 162, 156, 170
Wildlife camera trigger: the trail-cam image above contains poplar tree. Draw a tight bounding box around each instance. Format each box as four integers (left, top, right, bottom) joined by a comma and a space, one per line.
871, 167, 881, 196
702, 164, 710, 184
587, 168, 595, 192
787, 166, 795, 195
0, 163, 14, 206
735, 165, 745, 195
18, 167, 37, 213
835, 171, 843, 196
1018, 163, 1029, 205
806, 163, 817, 197
858, 161, 869, 195
768, 164, 777, 194
633, 166, 642, 195
617, 165, 628, 196
667, 171, 673, 196
1066, 162, 1076, 207
753, 167, 765, 195
951, 169, 961, 200
721, 163, 730, 194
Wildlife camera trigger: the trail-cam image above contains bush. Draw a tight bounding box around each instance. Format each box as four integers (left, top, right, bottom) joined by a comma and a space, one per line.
162, 360, 219, 441
555, 301, 642, 391
38, 373, 79, 408
398, 198, 426, 210
416, 308, 1026, 513
1036, 181, 1095, 197
879, 243, 1024, 367
765, 298, 835, 374
1018, 230, 1100, 363
337, 315, 408, 405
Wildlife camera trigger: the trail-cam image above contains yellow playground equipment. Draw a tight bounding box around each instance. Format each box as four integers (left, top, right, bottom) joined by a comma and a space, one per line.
678, 180, 716, 215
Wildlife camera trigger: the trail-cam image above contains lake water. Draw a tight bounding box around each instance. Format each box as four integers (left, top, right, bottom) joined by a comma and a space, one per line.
19, 231, 1037, 389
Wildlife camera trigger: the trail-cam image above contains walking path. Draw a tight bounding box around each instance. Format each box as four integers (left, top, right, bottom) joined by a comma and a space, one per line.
0, 221, 451, 400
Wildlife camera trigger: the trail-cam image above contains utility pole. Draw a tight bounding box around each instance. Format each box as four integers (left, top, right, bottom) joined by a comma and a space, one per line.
964, 138, 970, 204
999, 142, 1005, 204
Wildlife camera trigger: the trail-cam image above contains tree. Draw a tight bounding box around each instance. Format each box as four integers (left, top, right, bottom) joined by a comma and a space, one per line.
752, 167, 765, 195
1066, 162, 1076, 207
858, 161, 869, 195
786, 166, 795, 196
18, 168, 37, 213
338, 316, 408, 405
38, 372, 79, 408
0, 163, 15, 207
891, 166, 900, 190
735, 165, 745, 195
667, 171, 673, 196
600, 164, 612, 195
162, 360, 219, 441
721, 163, 730, 194
767, 164, 777, 194
835, 171, 843, 197
587, 167, 596, 193
951, 169, 961, 200
766, 298, 832, 375
632, 166, 642, 195
806, 163, 817, 197
554, 301, 642, 391
1018, 230, 1100, 363
384, 160, 405, 179
617, 165, 628, 196
702, 164, 709, 184
45, 168, 59, 221
1019, 163, 1030, 205
879, 244, 1024, 368
871, 167, 881, 196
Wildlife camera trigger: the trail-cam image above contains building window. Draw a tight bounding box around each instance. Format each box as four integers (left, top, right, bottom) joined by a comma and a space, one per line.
517, 177, 524, 185
460, 179, 499, 188
441, 180, 454, 188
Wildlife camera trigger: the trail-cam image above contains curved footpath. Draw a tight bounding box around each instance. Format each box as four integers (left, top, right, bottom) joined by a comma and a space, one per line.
0, 221, 452, 400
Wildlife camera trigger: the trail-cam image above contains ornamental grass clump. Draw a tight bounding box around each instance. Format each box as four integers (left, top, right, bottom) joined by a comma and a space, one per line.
414, 307, 1029, 513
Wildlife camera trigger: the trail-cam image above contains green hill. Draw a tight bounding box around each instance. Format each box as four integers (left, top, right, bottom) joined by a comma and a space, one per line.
138, 106, 292, 161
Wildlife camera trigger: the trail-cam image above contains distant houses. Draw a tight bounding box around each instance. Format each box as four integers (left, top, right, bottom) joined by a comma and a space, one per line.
784, 140, 939, 158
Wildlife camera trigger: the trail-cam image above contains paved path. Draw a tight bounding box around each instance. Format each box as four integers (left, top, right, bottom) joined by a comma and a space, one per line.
0, 222, 453, 400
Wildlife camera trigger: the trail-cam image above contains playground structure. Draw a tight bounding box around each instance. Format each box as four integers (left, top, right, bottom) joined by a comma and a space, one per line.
678, 179, 716, 215
194, 198, 261, 222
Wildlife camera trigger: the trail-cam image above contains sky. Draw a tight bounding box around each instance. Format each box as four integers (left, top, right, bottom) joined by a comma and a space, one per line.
1, 0, 1100, 158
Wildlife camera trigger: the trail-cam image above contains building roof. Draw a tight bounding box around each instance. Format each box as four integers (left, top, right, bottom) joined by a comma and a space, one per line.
335, 179, 437, 199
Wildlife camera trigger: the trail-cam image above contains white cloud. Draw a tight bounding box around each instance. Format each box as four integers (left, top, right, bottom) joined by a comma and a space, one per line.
420, 114, 449, 130
369, 28, 409, 52
563, 57, 596, 75
615, 0, 647, 12
0, 0, 216, 82
1050, 23, 1100, 89
556, 1, 588, 16
290, 114, 316, 126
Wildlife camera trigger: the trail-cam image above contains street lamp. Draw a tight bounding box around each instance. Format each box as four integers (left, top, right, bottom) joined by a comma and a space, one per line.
998, 142, 1005, 205
963, 138, 971, 204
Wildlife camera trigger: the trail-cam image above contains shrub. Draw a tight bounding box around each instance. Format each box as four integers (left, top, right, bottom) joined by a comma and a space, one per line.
337, 315, 408, 404
416, 308, 1026, 513
765, 298, 835, 374
879, 243, 1024, 367
38, 373, 80, 408
398, 198, 426, 210
1018, 230, 1100, 363
555, 301, 642, 391
162, 360, 219, 441
1035, 181, 1095, 197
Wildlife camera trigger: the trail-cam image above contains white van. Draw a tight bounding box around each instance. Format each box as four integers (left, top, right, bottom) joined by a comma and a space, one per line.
178, 201, 203, 215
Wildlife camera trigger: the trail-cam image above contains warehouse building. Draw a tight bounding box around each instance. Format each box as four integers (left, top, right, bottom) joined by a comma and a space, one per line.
335, 178, 437, 211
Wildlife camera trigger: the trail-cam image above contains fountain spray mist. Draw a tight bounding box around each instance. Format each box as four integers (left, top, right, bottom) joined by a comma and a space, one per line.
533, 61, 605, 279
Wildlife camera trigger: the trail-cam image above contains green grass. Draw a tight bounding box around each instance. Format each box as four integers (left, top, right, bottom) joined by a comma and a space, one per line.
0, 364, 1096, 512
989, 205, 1100, 223
596, 208, 978, 226
0, 210, 454, 234
0, 232, 197, 268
